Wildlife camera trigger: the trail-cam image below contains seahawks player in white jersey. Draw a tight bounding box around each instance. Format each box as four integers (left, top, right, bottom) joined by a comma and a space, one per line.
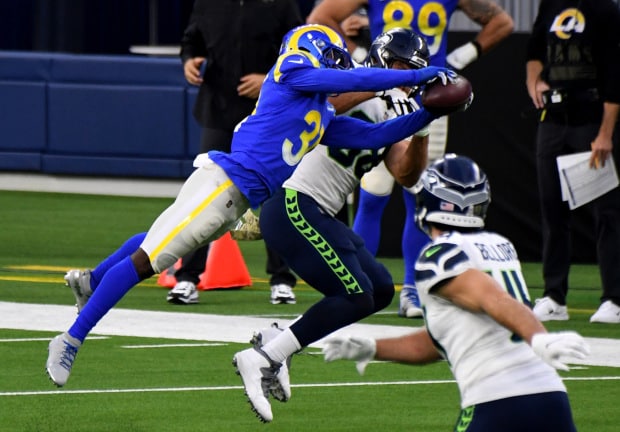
45, 24, 456, 391
322, 154, 589, 431
232, 28, 468, 423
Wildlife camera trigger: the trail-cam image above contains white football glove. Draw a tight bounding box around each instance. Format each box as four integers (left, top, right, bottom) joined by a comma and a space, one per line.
446, 41, 480, 70
531, 331, 590, 371
322, 335, 376, 375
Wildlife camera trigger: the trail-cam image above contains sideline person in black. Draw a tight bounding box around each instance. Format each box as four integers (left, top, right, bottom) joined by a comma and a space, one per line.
168, 0, 302, 305
525, 0, 620, 324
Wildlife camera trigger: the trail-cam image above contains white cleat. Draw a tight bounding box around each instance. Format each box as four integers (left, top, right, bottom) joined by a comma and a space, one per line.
270, 284, 296, 304
166, 281, 199, 304
399, 286, 423, 318
250, 323, 292, 402
64, 269, 93, 313
46, 333, 81, 387
233, 347, 283, 423
533, 297, 569, 321
590, 300, 620, 324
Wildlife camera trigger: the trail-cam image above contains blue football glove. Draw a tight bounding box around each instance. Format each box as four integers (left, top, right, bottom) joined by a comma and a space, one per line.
412, 66, 457, 86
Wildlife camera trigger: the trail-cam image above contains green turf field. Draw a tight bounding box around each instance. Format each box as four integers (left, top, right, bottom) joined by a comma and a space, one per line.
0, 190, 618, 431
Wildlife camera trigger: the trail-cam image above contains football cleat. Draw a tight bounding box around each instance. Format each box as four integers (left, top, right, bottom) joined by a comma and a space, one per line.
533, 297, 569, 321
590, 300, 620, 324
166, 281, 199, 304
270, 284, 296, 305
46, 333, 81, 387
399, 285, 423, 318
250, 323, 292, 402
233, 347, 284, 423
64, 269, 93, 313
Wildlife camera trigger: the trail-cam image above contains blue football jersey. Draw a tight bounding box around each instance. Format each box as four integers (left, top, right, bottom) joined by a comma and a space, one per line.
209, 50, 434, 208
366, 0, 459, 65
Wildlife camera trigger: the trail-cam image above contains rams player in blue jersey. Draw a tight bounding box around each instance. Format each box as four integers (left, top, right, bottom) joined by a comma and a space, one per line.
45, 24, 455, 388
308, 0, 513, 319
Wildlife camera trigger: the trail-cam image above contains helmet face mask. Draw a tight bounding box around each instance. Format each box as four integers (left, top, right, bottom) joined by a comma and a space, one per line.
414, 154, 491, 235
280, 24, 352, 70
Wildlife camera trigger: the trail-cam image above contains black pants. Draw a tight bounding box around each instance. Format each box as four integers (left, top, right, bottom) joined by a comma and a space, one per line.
175, 127, 296, 287
536, 119, 620, 306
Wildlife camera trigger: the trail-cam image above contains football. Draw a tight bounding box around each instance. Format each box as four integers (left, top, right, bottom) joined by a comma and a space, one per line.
421, 74, 473, 114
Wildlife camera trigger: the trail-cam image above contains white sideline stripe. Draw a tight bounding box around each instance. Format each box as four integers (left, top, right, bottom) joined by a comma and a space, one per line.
0, 173, 183, 198
120, 343, 226, 349
0, 336, 108, 343
2, 376, 620, 397
1, 301, 619, 367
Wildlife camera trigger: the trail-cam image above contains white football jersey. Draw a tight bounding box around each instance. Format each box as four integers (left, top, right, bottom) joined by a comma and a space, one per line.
282, 88, 419, 216
415, 230, 566, 408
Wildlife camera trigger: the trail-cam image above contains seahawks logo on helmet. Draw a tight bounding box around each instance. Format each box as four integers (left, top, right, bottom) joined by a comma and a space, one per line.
414, 153, 491, 234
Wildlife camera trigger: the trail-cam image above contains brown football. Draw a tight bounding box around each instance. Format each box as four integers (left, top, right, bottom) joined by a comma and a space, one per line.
421, 75, 473, 113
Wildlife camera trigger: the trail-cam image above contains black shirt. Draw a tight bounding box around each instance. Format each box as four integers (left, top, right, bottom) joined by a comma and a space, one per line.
181, 0, 302, 130
526, 0, 620, 122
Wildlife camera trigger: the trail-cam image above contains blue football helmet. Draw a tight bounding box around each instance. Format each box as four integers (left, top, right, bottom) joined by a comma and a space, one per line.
414, 154, 491, 234
279, 24, 352, 70
366, 27, 429, 70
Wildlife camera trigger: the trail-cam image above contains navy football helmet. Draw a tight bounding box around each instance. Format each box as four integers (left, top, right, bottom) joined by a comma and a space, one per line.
279, 24, 352, 70
366, 27, 429, 70
414, 154, 490, 234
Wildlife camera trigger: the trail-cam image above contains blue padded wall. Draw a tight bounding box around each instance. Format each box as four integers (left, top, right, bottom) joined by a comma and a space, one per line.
0, 51, 199, 178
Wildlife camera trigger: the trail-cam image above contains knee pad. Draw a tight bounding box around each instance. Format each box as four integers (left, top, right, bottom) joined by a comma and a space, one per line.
428, 116, 448, 162
360, 162, 395, 196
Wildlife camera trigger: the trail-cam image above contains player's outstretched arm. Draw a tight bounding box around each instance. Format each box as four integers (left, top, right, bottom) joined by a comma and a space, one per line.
286, 65, 455, 95
321, 109, 434, 151
323, 330, 441, 374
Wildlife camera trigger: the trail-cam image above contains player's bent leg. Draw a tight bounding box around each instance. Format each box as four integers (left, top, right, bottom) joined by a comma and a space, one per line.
353, 162, 394, 255
141, 164, 249, 274
399, 188, 428, 318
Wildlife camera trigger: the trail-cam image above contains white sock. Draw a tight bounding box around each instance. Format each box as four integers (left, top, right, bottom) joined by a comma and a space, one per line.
262, 328, 301, 363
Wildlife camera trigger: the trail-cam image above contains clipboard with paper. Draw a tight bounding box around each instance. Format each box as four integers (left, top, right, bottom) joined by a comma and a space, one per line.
556, 151, 619, 209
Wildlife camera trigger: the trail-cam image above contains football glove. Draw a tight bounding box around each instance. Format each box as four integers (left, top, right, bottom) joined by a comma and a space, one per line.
230, 209, 262, 241
531, 331, 590, 371
322, 335, 376, 375
413, 67, 456, 87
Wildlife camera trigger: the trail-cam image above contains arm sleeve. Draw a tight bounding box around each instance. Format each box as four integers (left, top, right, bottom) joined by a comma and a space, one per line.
321, 109, 435, 150
283, 66, 440, 94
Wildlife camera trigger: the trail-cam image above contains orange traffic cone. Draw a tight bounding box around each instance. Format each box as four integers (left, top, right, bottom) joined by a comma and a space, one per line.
157, 232, 252, 290
198, 232, 252, 290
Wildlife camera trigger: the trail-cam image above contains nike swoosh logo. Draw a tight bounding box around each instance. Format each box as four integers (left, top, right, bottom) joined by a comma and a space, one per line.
424, 245, 442, 258
289, 59, 304, 64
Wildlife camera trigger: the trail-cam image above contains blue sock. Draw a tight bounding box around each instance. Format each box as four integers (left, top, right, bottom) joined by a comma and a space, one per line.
90, 232, 146, 290
352, 189, 390, 255
68, 256, 141, 342
402, 190, 431, 286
